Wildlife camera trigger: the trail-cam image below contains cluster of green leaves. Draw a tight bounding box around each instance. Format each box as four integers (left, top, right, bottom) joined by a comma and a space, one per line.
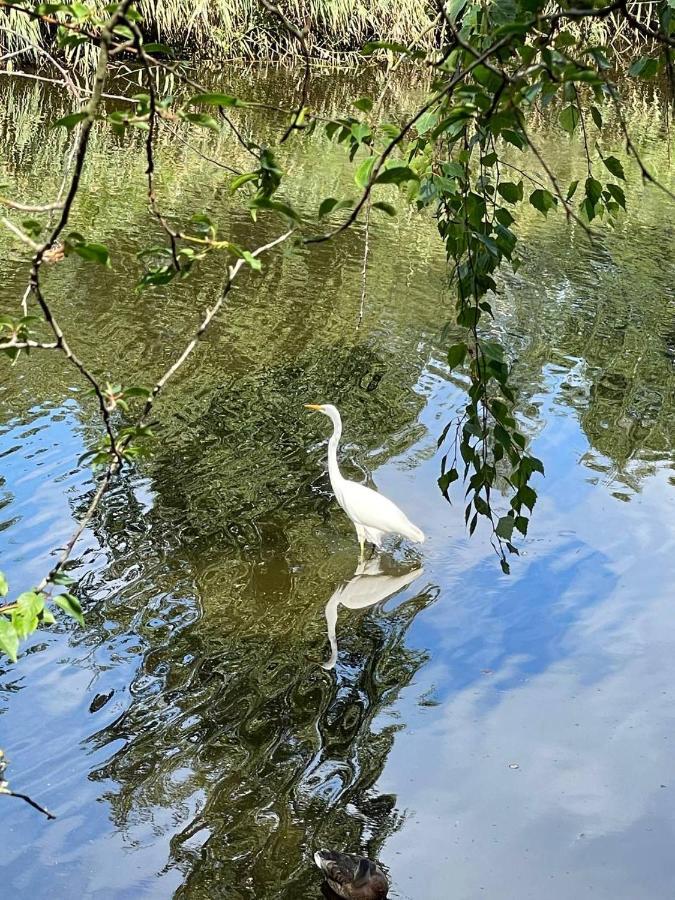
0, 570, 83, 663
0, 314, 42, 362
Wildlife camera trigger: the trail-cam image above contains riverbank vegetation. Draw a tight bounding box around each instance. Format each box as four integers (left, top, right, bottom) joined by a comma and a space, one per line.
0, 0, 669, 62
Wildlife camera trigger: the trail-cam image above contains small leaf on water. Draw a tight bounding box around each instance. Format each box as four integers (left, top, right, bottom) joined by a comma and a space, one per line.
54, 593, 84, 627
0, 572, 7, 597
602, 156, 625, 181
500, 558, 511, 575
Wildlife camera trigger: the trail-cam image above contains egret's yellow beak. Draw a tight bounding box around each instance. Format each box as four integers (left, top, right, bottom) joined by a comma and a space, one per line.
304, 404, 323, 411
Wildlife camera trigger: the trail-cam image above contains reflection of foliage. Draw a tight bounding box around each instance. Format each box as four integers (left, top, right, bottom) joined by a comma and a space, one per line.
83, 512, 435, 897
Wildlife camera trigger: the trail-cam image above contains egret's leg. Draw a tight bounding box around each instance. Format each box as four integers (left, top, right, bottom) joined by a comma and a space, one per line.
355, 524, 365, 563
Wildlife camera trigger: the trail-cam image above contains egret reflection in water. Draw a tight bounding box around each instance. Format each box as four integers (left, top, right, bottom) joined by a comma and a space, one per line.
321, 557, 425, 671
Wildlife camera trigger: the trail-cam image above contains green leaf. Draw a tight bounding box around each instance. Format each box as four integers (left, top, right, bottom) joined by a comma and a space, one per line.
241, 251, 262, 271
72, 242, 110, 267
249, 197, 301, 223
189, 92, 244, 107
142, 42, 174, 56
52, 110, 88, 131
374, 166, 419, 186
585, 176, 603, 204
182, 112, 220, 132
438, 468, 459, 496
606, 182, 626, 210
629, 57, 660, 78
0, 572, 7, 598
49, 572, 75, 586
0, 618, 18, 662
362, 40, 412, 55
566, 179, 579, 201
372, 201, 396, 216
497, 181, 523, 204
54, 593, 84, 627
559, 105, 580, 134
501, 129, 526, 150
602, 156, 625, 181
514, 515, 529, 536
581, 197, 596, 221
12, 591, 43, 639
229, 172, 258, 193
500, 558, 511, 575
354, 156, 375, 189
318, 197, 339, 219
590, 106, 603, 129
354, 97, 373, 113
447, 342, 467, 369
496, 515, 515, 540
529, 189, 556, 217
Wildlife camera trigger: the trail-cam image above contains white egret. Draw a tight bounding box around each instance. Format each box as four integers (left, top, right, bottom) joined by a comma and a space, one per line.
304, 403, 425, 561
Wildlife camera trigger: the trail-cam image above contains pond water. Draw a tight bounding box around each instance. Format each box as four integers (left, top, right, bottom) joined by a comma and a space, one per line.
0, 68, 674, 899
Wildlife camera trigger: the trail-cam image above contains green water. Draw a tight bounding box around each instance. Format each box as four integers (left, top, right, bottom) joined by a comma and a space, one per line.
1, 69, 674, 899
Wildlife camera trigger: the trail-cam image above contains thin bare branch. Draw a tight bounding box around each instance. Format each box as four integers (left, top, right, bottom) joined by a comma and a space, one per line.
1, 217, 41, 251
0, 197, 65, 213
258, 0, 312, 142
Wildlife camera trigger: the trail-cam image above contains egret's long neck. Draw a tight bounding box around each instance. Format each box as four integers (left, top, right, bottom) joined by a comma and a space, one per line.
327, 413, 344, 489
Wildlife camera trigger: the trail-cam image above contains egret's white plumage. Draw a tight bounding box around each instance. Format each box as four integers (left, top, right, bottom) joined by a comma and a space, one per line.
305, 403, 425, 559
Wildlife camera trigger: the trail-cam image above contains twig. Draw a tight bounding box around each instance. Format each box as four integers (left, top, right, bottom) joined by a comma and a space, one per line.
258, 0, 311, 142
4, 791, 56, 820
1, 217, 41, 251
0, 339, 59, 351
25, 1, 138, 468
159, 120, 242, 175
357, 204, 370, 329
0, 25, 82, 99
0, 197, 65, 213
521, 128, 594, 237
128, 20, 181, 271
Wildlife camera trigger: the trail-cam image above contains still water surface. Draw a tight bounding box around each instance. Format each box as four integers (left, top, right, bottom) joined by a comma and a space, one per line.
0, 69, 674, 899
